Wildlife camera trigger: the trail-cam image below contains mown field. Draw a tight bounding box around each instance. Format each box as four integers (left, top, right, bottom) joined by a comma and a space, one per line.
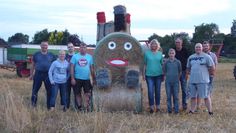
0, 63, 236, 133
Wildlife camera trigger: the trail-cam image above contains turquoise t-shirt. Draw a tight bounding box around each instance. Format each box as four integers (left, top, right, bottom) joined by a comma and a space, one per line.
144, 50, 163, 76
70, 53, 93, 80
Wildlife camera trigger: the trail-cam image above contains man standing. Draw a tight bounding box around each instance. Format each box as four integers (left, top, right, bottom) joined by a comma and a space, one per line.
65, 42, 75, 109
174, 38, 190, 110
187, 43, 215, 115
70, 42, 95, 111
196, 41, 218, 111
202, 41, 218, 94
29, 41, 55, 109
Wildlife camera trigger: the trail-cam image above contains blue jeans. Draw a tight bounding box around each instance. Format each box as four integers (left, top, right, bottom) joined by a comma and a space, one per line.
60, 77, 76, 108
50, 83, 67, 108
146, 75, 162, 109
180, 71, 187, 108
31, 71, 51, 109
165, 81, 179, 113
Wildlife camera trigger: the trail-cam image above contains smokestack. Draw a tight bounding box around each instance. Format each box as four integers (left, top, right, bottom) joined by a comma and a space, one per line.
113, 5, 126, 32
125, 13, 131, 34
96, 12, 106, 42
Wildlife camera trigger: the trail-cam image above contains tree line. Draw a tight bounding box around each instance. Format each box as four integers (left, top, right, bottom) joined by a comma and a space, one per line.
1, 22, 236, 55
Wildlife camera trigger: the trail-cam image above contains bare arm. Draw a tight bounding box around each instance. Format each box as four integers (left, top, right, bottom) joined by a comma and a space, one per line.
29, 60, 35, 80
90, 64, 96, 85
142, 64, 146, 80
208, 66, 215, 76
70, 63, 76, 85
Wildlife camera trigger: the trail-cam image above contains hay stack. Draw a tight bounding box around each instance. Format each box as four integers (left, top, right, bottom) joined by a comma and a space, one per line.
93, 32, 143, 112
94, 32, 143, 85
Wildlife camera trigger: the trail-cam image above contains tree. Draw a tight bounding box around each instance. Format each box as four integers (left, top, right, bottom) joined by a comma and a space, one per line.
231, 20, 236, 37
48, 30, 64, 45
31, 29, 49, 44
8, 33, 29, 44
68, 34, 81, 46
148, 32, 193, 56
0, 37, 8, 46
192, 23, 220, 44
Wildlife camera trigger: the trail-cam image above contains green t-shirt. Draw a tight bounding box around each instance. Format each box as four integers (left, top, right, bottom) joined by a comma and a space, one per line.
144, 50, 163, 76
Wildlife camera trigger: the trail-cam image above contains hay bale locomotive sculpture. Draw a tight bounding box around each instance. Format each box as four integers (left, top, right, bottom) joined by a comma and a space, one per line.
93, 5, 143, 112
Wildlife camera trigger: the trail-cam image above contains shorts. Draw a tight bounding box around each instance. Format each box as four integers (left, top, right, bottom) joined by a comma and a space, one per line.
189, 83, 209, 98
74, 79, 93, 94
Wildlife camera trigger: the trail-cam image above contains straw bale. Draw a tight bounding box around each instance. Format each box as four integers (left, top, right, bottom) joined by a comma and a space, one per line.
94, 32, 143, 84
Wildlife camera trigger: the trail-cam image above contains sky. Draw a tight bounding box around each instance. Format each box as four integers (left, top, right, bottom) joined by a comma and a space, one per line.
0, 0, 236, 44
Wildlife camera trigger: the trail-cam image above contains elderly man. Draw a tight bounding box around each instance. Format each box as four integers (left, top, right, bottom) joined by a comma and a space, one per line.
186, 43, 215, 115
30, 41, 56, 109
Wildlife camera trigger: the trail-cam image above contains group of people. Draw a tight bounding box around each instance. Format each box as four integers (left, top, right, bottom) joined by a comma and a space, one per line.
143, 38, 217, 115
29, 38, 217, 115
30, 41, 95, 112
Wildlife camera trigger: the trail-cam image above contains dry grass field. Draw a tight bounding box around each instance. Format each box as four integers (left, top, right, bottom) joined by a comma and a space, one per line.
0, 63, 236, 133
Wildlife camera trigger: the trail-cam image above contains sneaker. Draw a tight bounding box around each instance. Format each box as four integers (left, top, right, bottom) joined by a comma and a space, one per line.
63, 106, 67, 112
194, 107, 201, 112
189, 110, 194, 114
150, 109, 154, 114
168, 111, 172, 114
209, 112, 213, 115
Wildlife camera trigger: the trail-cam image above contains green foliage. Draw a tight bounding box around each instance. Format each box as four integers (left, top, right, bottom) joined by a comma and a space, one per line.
192, 23, 220, 43
223, 34, 236, 54
31, 29, 49, 44
48, 30, 64, 45
31, 29, 81, 45
8, 33, 29, 44
148, 32, 193, 56
0, 38, 7, 46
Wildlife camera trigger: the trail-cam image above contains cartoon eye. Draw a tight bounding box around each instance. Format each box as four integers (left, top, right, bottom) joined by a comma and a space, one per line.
108, 41, 116, 50
124, 42, 132, 51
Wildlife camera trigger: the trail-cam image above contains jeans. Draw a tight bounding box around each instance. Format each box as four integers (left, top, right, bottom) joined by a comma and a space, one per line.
50, 83, 67, 108
146, 75, 162, 109
165, 81, 179, 113
180, 71, 187, 108
31, 71, 51, 109
63, 77, 76, 108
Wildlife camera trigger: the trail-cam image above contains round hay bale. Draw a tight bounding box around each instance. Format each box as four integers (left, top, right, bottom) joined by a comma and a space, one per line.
93, 32, 143, 112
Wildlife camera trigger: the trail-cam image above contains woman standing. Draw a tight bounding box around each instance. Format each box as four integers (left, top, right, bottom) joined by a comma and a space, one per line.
143, 39, 163, 113
48, 50, 69, 111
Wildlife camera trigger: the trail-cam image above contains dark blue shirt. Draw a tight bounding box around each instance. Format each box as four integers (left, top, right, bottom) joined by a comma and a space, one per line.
33, 51, 55, 72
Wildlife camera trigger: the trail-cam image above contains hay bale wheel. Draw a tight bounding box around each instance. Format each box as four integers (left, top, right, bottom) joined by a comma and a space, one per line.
93, 32, 144, 112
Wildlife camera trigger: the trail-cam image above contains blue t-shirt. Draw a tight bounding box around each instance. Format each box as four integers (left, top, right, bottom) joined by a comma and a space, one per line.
70, 53, 93, 80
33, 51, 55, 72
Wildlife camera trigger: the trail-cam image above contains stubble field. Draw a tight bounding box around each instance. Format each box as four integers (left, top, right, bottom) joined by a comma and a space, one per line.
0, 63, 236, 133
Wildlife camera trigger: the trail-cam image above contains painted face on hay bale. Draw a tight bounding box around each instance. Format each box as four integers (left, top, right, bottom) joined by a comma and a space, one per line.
94, 32, 143, 88
94, 32, 143, 112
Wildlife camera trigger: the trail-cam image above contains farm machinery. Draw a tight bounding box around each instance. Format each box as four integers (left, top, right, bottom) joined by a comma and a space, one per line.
6, 44, 68, 77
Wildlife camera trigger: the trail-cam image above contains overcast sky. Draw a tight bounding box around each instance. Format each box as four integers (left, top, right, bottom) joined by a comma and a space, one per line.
0, 0, 235, 44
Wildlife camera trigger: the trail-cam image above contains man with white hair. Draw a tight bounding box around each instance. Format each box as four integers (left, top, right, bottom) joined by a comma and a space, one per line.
186, 43, 215, 115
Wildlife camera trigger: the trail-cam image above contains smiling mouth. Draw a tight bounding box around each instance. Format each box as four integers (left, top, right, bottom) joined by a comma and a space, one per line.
106, 58, 128, 66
